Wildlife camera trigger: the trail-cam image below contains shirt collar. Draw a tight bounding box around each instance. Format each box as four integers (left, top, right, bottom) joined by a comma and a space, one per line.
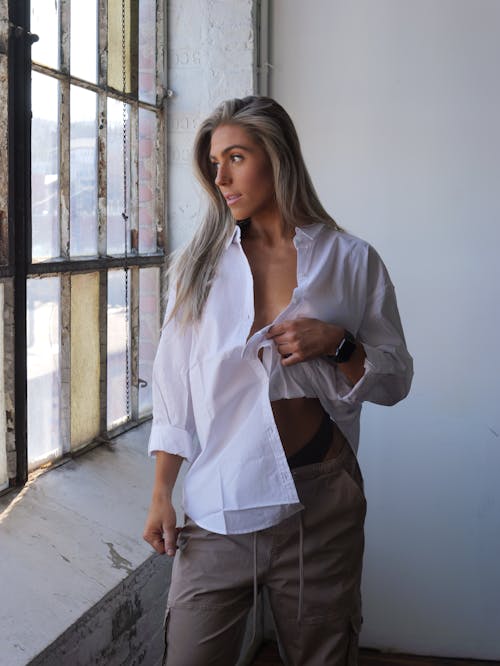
225, 224, 242, 249
295, 222, 325, 241
224, 221, 325, 249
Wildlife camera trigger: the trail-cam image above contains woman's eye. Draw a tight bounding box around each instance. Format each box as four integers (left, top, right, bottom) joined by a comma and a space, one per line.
230, 154, 243, 163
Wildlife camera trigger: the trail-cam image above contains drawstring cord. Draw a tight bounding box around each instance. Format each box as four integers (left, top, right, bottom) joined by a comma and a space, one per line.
251, 531, 259, 645
297, 512, 304, 623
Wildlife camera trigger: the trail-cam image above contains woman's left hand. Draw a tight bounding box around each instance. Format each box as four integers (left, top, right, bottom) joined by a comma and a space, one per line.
267, 317, 344, 367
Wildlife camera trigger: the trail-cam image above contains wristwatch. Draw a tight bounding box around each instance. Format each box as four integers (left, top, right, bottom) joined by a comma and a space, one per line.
326, 330, 357, 364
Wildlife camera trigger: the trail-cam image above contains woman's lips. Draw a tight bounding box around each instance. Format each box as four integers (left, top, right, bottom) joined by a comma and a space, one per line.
224, 194, 242, 206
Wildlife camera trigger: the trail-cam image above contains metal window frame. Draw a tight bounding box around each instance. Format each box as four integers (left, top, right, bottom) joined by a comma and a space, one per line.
4, 0, 166, 490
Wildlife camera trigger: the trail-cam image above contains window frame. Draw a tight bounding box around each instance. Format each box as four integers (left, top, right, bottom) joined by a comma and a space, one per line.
4, 0, 167, 489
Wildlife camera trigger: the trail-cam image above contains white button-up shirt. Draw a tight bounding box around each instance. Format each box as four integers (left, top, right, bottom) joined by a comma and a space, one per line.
149, 223, 413, 534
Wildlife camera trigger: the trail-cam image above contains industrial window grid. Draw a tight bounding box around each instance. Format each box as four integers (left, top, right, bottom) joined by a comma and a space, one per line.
1, 0, 167, 490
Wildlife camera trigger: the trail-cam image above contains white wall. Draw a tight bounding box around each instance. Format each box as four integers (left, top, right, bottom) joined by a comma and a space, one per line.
167, 0, 255, 250
271, 0, 500, 659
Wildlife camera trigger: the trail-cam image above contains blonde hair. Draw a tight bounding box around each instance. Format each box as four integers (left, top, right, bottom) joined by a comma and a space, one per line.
169, 96, 341, 323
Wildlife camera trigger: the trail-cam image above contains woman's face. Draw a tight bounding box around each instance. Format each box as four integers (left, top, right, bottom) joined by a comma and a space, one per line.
209, 124, 277, 222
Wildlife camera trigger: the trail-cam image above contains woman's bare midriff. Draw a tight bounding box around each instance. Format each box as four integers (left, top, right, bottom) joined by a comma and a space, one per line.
271, 396, 346, 461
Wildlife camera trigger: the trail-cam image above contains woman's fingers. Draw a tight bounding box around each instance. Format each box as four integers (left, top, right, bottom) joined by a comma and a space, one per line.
143, 525, 166, 554
268, 318, 341, 362
162, 525, 179, 557
143, 498, 179, 556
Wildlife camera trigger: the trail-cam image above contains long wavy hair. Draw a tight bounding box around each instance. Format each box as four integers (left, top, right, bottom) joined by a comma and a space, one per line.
169, 96, 341, 323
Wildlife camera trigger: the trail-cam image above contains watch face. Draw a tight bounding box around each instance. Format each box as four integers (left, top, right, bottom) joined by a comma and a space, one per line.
336, 334, 357, 363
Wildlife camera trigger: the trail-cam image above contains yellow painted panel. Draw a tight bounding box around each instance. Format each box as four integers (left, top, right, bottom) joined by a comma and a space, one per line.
71, 273, 100, 448
107, 0, 138, 94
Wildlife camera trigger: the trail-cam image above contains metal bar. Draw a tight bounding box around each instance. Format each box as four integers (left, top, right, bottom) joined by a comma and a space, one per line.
9, 0, 30, 485
0, 267, 13, 278
0, 8, 9, 265
97, 90, 107, 256
97, 0, 108, 257
3, 278, 16, 484
254, 0, 271, 96
31, 65, 163, 114
60, 273, 71, 453
0, 5, 8, 56
156, 0, 167, 300
59, 0, 70, 258
130, 266, 139, 420
130, 103, 139, 252
28, 253, 165, 275
98, 269, 108, 433
156, 100, 166, 254
60, 0, 70, 74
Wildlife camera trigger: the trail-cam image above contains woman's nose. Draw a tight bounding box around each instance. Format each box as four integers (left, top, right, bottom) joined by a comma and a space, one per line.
215, 163, 230, 186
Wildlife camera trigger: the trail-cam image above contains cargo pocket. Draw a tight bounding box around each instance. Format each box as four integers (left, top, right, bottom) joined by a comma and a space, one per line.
162, 607, 170, 666
346, 613, 362, 665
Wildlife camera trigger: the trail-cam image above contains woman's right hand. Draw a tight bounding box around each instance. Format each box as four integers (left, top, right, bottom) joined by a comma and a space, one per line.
143, 495, 180, 556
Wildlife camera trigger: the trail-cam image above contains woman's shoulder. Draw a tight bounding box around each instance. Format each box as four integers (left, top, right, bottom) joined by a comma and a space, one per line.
313, 223, 374, 260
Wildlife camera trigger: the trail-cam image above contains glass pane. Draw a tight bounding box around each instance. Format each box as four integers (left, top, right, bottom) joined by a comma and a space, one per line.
139, 108, 157, 253
70, 86, 98, 256
71, 273, 100, 448
107, 97, 131, 255
107, 269, 130, 429
108, 0, 138, 94
139, 0, 156, 104
27, 278, 61, 470
32, 72, 60, 261
139, 268, 160, 416
31, 0, 59, 69
71, 0, 97, 83
0, 283, 7, 490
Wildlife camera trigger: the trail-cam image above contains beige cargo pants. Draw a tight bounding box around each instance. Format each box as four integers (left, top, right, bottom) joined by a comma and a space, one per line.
163, 439, 366, 665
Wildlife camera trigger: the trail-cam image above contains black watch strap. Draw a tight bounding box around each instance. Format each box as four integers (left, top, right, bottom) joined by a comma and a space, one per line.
326, 330, 357, 364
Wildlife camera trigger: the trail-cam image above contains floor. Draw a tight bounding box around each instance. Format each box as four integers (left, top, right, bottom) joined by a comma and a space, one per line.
251, 642, 500, 666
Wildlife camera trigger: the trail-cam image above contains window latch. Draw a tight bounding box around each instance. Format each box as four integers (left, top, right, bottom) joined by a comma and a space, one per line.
10, 23, 39, 45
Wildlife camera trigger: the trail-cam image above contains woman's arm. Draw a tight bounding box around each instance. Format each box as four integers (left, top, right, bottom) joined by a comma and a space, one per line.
143, 452, 184, 556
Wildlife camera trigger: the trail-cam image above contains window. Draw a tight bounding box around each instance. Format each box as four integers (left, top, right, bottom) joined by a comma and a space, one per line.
2, 0, 166, 489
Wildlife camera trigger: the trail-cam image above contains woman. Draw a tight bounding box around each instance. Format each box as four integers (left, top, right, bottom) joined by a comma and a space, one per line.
143, 96, 413, 665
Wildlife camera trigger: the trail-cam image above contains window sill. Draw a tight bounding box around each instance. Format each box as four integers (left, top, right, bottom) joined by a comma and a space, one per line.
0, 421, 180, 665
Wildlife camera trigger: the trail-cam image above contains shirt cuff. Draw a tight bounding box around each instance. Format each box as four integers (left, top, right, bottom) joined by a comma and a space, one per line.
335, 343, 413, 407
148, 422, 197, 461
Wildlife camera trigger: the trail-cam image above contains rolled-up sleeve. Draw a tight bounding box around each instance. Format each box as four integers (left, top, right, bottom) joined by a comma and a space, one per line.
336, 246, 413, 407
147, 286, 198, 461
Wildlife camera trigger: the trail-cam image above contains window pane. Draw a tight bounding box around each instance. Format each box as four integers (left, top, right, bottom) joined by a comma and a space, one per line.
108, 0, 138, 94
71, 0, 98, 83
139, 267, 160, 416
0, 283, 7, 490
139, 0, 156, 104
32, 72, 59, 261
31, 0, 59, 69
107, 269, 130, 429
139, 108, 157, 253
107, 98, 131, 255
27, 278, 61, 470
70, 86, 98, 256
71, 273, 100, 448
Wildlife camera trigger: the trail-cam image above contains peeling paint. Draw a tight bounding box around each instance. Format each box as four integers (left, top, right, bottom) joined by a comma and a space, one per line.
104, 541, 134, 573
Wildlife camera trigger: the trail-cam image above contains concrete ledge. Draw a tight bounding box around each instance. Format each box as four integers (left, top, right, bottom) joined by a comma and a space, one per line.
0, 422, 179, 666
29, 553, 171, 666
